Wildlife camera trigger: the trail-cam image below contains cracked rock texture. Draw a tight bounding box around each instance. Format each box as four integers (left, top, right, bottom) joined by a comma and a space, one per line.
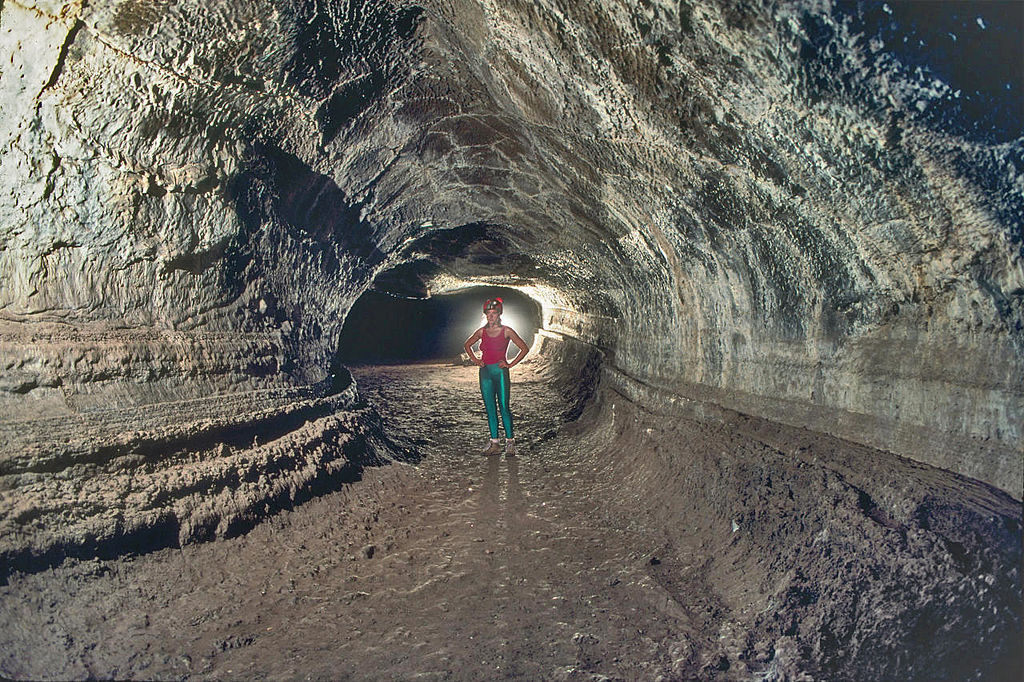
2, 0, 1019, 493
0, 0, 1021, 669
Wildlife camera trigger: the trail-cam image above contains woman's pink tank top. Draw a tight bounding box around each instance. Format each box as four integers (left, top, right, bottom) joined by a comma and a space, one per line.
480, 326, 510, 365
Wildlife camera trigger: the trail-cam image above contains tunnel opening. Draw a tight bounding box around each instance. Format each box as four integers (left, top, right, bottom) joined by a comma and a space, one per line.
336, 276, 610, 435
336, 285, 543, 366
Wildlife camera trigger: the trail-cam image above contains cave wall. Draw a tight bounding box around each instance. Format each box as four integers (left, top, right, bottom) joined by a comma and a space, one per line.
1, 0, 1021, 495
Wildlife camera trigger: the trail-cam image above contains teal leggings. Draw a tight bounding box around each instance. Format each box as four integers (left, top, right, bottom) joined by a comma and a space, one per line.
479, 363, 514, 439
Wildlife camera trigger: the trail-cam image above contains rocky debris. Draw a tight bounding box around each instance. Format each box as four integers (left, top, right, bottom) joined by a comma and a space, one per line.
0, 377, 403, 583
583, 375, 1022, 681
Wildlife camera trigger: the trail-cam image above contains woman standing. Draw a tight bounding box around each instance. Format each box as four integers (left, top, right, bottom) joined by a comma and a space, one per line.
464, 297, 530, 455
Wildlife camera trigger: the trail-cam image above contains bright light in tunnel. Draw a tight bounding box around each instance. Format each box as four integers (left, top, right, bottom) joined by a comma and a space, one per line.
430, 278, 566, 337
337, 283, 543, 365
466, 308, 526, 338
431, 286, 543, 357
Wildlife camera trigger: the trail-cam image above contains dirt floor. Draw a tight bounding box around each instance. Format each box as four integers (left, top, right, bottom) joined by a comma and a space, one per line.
1, 363, 714, 680
1, 363, 1020, 680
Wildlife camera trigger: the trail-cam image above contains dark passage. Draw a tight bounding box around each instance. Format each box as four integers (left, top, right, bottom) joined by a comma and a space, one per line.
336, 287, 542, 364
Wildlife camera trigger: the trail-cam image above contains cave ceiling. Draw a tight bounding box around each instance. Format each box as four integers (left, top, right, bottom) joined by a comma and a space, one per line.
0, 0, 1021, 493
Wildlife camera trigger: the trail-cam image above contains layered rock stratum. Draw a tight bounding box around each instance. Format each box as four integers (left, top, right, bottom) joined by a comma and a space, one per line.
1, 0, 1021, 677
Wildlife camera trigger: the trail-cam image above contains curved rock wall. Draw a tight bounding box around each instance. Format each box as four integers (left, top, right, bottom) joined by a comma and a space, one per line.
0, 377, 397, 579
1, 0, 428, 406
1, 0, 1021, 509
579, 374, 1021, 680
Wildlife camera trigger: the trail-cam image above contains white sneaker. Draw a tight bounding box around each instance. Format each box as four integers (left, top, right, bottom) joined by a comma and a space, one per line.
504, 439, 517, 456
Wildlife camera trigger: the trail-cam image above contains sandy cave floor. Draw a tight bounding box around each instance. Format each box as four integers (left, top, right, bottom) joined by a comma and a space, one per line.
3, 362, 1017, 680
1, 362, 735, 681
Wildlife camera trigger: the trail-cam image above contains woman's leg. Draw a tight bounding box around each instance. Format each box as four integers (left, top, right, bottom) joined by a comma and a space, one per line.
479, 365, 500, 439
496, 367, 514, 440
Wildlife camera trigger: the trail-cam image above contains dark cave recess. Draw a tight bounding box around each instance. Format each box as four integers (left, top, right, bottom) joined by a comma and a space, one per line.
335, 286, 542, 365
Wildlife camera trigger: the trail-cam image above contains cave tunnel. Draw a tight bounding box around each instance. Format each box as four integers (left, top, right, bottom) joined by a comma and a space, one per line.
0, 0, 1021, 680
337, 286, 543, 365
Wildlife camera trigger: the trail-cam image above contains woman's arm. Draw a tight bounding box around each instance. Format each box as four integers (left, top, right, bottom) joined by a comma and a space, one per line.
501, 327, 530, 368
464, 328, 484, 366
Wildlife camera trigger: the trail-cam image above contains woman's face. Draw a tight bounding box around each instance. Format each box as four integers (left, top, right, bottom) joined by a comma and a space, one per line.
485, 309, 501, 325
